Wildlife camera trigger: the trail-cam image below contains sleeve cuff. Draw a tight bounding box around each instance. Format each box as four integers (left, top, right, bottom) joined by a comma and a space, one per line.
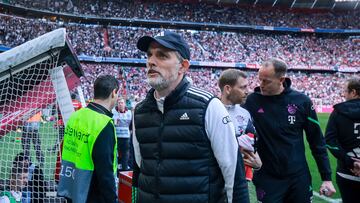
320, 173, 332, 181
132, 186, 138, 203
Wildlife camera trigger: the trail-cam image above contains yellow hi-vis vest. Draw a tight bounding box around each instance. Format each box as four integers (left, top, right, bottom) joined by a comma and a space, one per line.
57, 107, 117, 203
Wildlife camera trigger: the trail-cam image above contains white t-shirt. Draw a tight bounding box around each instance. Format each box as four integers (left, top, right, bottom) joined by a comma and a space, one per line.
112, 109, 132, 138
225, 104, 256, 152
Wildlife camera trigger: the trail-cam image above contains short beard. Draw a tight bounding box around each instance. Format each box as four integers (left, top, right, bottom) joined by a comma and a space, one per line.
227, 94, 244, 105
147, 76, 171, 91
147, 66, 180, 91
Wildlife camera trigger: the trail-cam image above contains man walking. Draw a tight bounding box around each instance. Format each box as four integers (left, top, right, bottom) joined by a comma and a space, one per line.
132, 31, 249, 203
244, 58, 336, 203
218, 69, 262, 181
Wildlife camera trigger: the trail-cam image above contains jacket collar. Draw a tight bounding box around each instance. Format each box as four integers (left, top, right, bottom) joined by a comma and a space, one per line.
87, 102, 113, 117
333, 98, 360, 120
144, 76, 190, 111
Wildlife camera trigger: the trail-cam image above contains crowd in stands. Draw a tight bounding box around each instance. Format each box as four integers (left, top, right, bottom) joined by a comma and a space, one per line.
1, 15, 359, 68
80, 63, 352, 106
6, 0, 360, 29
0, 12, 357, 105
0, 3, 357, 202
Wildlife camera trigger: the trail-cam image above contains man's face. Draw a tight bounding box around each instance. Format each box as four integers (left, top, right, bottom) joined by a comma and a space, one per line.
12, 172, 28, 191
258, 65, 284, 96
343, 82, 356, 101
19, 172, 28, 189
146, 42, 182, 91
118, 99, 126, 111
227, 77, 249, 105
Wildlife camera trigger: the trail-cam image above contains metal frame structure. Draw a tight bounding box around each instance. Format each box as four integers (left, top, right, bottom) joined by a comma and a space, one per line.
200, 0, 360, 10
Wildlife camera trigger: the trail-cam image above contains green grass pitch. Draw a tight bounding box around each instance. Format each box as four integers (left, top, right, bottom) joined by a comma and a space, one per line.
305, 113, 340, 200
0, 114, 340, 202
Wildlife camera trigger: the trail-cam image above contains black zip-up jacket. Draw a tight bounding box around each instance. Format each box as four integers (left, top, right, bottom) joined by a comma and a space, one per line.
244, 78, 332, 180
325, 98, 360, 176
133, 78, 249, 203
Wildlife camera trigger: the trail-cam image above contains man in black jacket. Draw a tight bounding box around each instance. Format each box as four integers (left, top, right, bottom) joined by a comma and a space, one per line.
132, 31, 249, 203
244, 58, 336, 203
325, 77, 360, 203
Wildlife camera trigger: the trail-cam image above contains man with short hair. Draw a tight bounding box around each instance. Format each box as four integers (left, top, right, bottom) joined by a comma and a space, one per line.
244, 58, 336, 203
13, 152, 46, 203
325, 77, 360, 203
0, 155, 29, 203
218, 69, 262, 181
58, 75, 119, 203
132, 31, 249, 203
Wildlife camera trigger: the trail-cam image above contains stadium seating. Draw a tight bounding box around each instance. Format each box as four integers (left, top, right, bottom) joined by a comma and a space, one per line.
1, 15, 359, 69
7, 0, 360, 29
0, 9, 358, 106
80, 63, 353, 106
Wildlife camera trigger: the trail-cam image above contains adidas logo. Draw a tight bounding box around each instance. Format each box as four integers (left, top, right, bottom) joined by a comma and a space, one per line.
180, 113, 190, 120
257, 108, 264, 113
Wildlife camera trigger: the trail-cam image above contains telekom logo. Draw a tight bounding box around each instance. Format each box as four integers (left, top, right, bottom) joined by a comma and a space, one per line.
288, 115, 296, 124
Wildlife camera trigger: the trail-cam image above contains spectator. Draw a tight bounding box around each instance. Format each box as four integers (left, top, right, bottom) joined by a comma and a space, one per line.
1, 15, 359, 68
6, 0, 360, 29
0, 153, 29, 203
12, 153, 46, 203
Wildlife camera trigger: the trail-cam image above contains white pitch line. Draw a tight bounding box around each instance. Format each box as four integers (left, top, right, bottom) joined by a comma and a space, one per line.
313, 192, 342, 203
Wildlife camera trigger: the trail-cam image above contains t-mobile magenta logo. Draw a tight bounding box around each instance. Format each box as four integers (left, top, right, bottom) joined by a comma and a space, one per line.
257, 108, 264, 113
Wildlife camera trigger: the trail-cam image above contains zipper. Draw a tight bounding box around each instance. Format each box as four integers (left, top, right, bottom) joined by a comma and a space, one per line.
155, 111, 164, 198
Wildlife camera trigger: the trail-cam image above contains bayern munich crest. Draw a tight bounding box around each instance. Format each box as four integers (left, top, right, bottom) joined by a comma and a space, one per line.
287, 104, 298, 115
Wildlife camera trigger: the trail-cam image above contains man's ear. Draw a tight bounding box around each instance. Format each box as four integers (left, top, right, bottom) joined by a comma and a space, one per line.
112, 89, 117, 98
179, 59, 190, 74
279, 76, 286, 83
350, 89, 357, 98
224, 85, 232, 95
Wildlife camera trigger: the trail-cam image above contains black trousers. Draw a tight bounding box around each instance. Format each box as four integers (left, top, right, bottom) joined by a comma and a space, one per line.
253, 169, 313, 203
117, 137, 130, 170
336, 173, 360, 203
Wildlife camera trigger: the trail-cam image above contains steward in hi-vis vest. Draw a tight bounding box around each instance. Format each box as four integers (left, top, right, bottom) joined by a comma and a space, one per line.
57, 75, 119, 203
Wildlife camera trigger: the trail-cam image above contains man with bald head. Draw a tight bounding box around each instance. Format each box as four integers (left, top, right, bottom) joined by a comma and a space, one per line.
132, 31, 249, 203
244, 58, 336, 203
